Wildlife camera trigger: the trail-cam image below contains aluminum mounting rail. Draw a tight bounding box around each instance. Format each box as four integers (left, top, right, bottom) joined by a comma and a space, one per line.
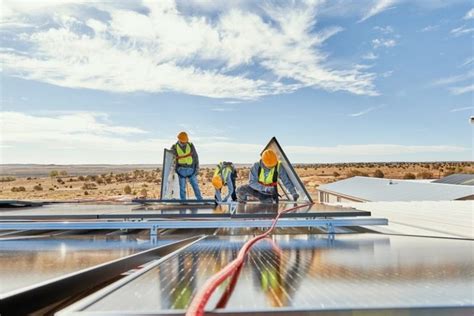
0, 217, 388, 237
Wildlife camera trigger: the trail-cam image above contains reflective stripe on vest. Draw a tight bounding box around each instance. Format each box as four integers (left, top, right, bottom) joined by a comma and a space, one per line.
258, 161, 281, 187
175, 143, 193, 165
214, 162, 232, 185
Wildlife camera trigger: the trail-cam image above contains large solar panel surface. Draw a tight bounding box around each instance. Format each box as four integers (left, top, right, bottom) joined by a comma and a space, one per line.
76, 233, 473, 313
0, 233, 176, 297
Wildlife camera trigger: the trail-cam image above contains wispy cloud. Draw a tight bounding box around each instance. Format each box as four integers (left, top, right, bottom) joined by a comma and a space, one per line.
1, 111, 467, 164
0, 0, 378, 100
374, 25, 394, 34
461, 57, 474, 67
372, 38, 397, 48
359, 0, 398, 22
450, 106, 474, 113
362, 52, 378, 60
432, 71, 474, 95
464, 8, 474, 20
450, 84, 474, 95
451, 25, 474, 37
420, 24, 439, 32
349, 105, 385, 117
432, 71, 474, 86
210, 107, 235, 112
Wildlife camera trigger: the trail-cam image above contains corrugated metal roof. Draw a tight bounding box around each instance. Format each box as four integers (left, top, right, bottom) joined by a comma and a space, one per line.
432, 173, 474, 186
335, 201, 474, 239
318, 176, 474, 202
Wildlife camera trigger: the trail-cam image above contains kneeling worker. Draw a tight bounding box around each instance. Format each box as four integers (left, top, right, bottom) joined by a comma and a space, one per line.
237, 149, 299, 203
172, 131, 203, 200
212, 161, 237, 202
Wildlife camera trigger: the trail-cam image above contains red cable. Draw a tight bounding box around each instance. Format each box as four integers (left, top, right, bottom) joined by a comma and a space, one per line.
185, 203, 311, 316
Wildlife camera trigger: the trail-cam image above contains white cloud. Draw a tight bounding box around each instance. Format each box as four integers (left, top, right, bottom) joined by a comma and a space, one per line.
1, 111, 467, 164
0, 0, 378, 100
359, 0, 398, 22
464, 8, 474, 19
451, 25, 474, 37
372, 38, 397, 48
450, 106, 474, 113
450, 84, 474, 95
349, 105, 385, 117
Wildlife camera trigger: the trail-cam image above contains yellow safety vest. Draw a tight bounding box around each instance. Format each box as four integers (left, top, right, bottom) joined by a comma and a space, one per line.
175, 143, 193, 166
258, 161, 281, 187
213, 162, 232, 185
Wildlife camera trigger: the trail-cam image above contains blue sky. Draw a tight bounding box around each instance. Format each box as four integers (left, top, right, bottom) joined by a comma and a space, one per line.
0, 0, 473, 164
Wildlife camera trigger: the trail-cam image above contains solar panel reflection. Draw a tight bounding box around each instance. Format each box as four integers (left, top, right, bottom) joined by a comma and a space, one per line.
80, 234, 474, 313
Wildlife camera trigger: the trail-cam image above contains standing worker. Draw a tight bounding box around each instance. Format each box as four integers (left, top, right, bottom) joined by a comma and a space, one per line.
212, 161, 237, 202
171, 132, 203, 200
237, 149, 299, 203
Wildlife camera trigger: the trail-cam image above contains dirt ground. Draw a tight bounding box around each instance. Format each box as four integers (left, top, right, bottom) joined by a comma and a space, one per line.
0, 162, 472, 201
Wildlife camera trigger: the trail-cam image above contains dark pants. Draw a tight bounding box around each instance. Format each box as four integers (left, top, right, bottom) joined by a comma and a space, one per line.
237, 184, 277, 203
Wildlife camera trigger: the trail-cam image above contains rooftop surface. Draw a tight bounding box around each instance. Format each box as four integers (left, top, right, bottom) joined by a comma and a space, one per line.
318, 176, 474, 202
433, 173, 474, 186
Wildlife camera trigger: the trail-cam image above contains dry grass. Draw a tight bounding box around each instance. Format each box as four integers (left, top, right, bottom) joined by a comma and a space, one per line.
0, 162, 472, 201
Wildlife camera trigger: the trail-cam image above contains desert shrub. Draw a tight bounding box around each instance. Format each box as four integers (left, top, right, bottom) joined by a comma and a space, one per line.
140, 188, 148, 197
82, 183, 97, 190
373, 169, 385, 178
27, 177, 32, 180
403, 173, 416, 180
96, 178, 105, 185
11, 186, 26, 192
84, 191, 89, 195
49, 188, 54, 191
418, 171, 433, 179
123, 185, 132, 194
333, 171, 340, 177
59, 170, 68, 176
0, 176, 16, 182
346, 170, 369, 178
78, 176, 85, 181
33, 184, 43, 191
49, 170, 59, 177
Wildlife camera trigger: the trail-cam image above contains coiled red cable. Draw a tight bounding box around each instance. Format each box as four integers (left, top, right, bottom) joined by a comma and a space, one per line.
185, 203, 311, 316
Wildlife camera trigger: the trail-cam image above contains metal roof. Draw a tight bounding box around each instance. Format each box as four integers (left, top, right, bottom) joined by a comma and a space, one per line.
318, 176, 474, 202
432, 173, 474, 186
337, 201, 474, 239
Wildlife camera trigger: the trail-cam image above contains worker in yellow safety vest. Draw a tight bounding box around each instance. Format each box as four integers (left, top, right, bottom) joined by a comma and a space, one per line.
212, 161, 237, 202
236, 149, 298, 203
171, 132, 202, 200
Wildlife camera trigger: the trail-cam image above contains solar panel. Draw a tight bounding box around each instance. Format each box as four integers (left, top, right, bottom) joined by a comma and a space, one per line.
66, 234, 474, 314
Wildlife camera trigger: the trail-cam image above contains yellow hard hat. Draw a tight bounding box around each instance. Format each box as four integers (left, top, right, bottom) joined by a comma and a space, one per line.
212, 175, 223, 189
261, 149, 278, 168
177, 131, 189, 143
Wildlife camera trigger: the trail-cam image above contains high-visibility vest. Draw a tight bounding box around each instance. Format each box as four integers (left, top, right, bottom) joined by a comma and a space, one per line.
175, 143, 193, 165
213, 162, 233, 185
258, 161, 281, 187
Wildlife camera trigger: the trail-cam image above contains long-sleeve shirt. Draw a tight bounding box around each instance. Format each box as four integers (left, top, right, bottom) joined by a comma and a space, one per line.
215, 171, 234, 202
171, 142, 199, 171
248, 161, 296, 196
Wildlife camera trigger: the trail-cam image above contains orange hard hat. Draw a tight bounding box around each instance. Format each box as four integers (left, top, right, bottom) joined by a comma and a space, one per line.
212, 175, 223, 189
261, 149, 278, 168
177, 131, 189, 143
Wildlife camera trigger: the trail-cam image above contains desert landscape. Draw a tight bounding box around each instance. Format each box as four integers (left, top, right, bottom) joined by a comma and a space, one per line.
1, 162, 472, 201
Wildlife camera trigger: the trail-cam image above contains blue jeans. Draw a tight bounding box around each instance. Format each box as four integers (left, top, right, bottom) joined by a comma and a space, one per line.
176, 167, 203, 200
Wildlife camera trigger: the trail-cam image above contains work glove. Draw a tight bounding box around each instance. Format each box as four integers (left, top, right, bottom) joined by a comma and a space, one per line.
292, 193, 299, 201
